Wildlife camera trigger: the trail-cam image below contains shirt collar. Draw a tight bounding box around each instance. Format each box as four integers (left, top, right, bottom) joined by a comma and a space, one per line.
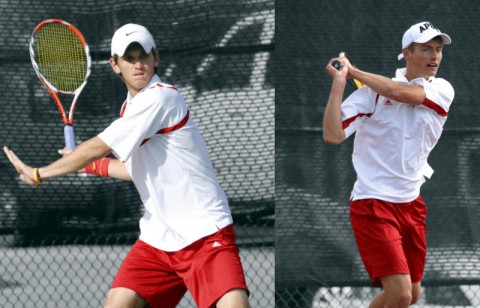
394, 68, 434, 83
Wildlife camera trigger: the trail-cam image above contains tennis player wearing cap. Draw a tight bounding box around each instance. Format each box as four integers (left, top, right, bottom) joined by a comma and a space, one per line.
4, 23, 250, 308
323, 21, 454, 307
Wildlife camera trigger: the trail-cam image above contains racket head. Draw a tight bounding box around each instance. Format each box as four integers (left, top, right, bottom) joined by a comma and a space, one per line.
29, 19, 91, 95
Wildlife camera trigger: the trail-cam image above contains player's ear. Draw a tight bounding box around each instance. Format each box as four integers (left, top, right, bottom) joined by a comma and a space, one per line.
402, 48, 410, 60
110, 57, 121, 74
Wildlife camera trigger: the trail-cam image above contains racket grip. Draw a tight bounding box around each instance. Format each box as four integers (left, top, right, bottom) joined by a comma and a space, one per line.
332, 61, 342, 71
64, 125, 76, 150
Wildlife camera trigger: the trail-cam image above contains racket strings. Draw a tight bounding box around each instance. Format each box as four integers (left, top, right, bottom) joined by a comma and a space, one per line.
34, 23, 87, 92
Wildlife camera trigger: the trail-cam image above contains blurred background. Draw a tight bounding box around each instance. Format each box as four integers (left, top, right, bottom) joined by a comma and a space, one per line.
276, 0, 480, 307
0, 0, 274, 307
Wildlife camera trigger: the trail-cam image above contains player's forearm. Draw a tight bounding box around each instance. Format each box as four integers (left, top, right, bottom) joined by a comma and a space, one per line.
39, 137, 111, 180
349, 67, 425, 105
323, 79, 347, 144
107, 159, 132, 181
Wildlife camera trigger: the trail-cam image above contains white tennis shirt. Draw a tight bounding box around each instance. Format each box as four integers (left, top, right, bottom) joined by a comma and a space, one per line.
99, 75, 233, 251
342, 68, 455, 202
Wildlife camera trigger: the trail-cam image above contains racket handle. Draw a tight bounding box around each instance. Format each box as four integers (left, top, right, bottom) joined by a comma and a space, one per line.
332, 61, 341, 70
64, 125, 76, 150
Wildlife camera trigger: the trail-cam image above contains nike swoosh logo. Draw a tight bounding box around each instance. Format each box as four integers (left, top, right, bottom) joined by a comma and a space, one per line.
126, 31, 137, 36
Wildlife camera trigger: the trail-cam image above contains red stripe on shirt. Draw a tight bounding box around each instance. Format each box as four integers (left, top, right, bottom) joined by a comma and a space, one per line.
119, 101, 127, 118
140, 83, 178, 94
120, 84, 179, 118
422, 98, 448, 116
342, 113, 373, 129
140, 110, 190, 146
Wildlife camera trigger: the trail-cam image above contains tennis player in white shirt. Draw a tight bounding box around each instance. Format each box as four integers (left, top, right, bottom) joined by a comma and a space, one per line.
4, 23, 250, 308
323, 21, 454, 307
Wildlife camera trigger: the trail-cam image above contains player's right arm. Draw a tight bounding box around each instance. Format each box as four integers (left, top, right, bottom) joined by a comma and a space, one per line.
323, 59, 347, 144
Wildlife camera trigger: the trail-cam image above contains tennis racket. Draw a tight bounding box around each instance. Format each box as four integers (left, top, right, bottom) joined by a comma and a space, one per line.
29, 19, 91, 150
332, 52, 364, 89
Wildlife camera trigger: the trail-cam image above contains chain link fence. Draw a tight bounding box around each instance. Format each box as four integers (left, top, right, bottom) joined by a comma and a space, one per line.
277, 0, 480, 307
0, 0, 274, 307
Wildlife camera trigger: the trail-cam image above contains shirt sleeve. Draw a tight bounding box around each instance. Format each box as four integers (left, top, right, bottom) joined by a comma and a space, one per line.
413, 77, 455, 116
98, 86, 188, 161
341, 86, 378, 138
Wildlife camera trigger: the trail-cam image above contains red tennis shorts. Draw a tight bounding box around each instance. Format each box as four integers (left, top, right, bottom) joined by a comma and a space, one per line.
350, 196, 427, 287
110, 224, 249, 308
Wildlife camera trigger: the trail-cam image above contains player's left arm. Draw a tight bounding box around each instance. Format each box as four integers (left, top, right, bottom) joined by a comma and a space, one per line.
347, 66, 425, 105
4, 136, 111, 186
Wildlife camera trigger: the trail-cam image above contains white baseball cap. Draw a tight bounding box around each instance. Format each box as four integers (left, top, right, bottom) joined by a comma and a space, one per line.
111, 24, 156, 57
398, 21, 451, 60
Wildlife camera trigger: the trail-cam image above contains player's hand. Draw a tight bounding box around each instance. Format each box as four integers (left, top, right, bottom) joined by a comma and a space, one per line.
326, 57, 348, 81
58, 147, 73, 156
3, 146, 37, 186
339, 56, 358, 81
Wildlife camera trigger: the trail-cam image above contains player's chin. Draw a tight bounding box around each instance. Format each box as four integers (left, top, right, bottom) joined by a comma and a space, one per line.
425, 67, 438, 78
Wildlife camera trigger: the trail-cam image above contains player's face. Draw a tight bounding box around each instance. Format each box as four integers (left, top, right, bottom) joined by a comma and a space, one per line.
110, 44, 159, 96
406, 39, 443, 79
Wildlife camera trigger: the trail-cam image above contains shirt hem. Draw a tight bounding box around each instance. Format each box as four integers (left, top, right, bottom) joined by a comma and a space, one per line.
139, 217, 233, 252
350, 192, 420, 203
